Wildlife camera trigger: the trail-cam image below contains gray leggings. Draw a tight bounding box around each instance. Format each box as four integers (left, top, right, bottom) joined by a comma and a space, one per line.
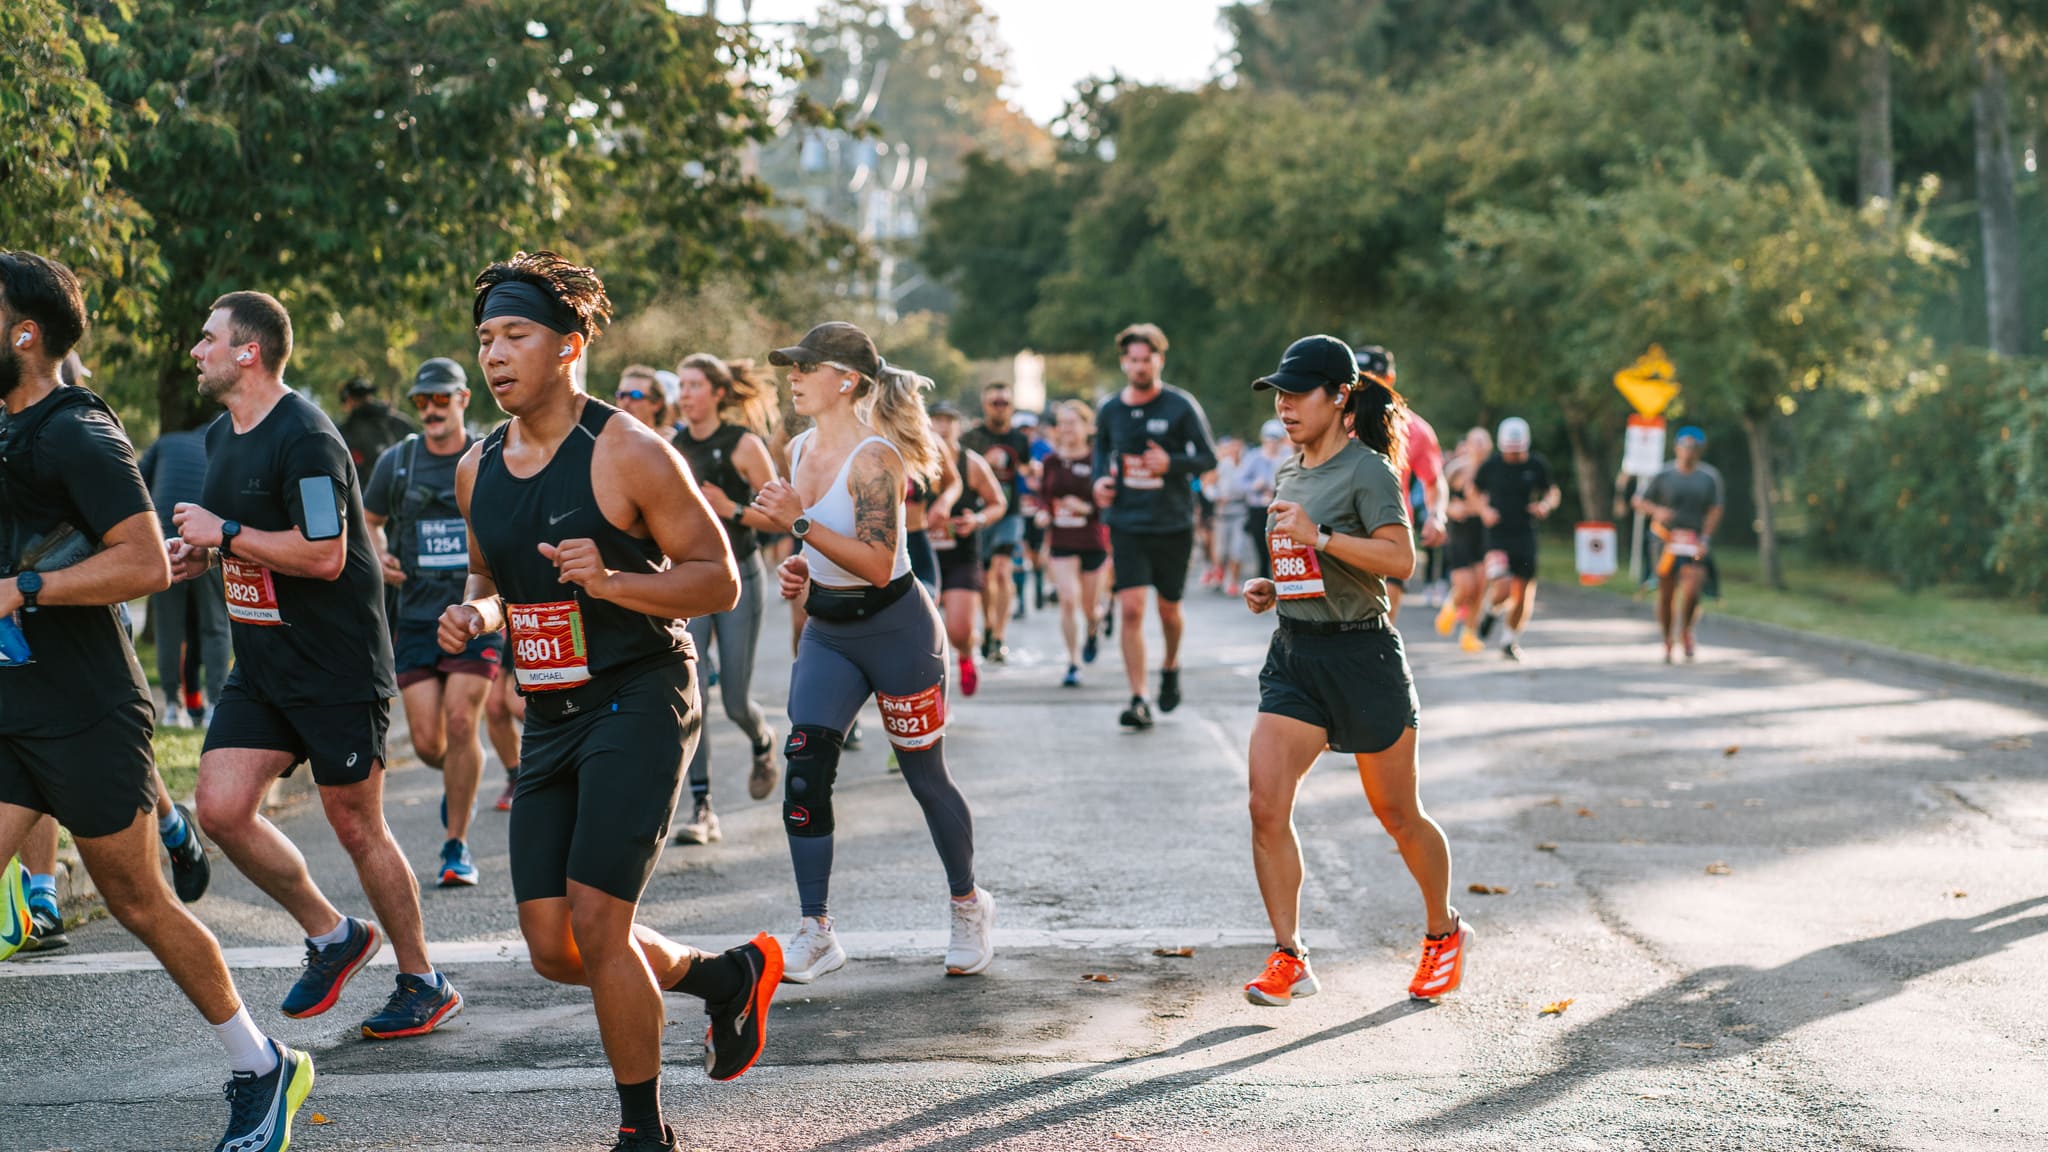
151, 570, 229, 705
785, 581, 975, 918
686, 551, 772, 798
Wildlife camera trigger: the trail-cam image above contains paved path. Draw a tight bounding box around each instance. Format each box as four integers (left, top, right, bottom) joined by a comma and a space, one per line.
5, 581, 2046, 1150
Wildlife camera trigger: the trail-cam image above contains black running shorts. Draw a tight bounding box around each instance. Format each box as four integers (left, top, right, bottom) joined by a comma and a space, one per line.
0, 699, 156, 839
204, 681, 391, 786
1446, 518, 1487, 570
509, 657, 698, 904
1110, 528, 1194, 601
1051, 546, 1108, 573
1491, 531, 1539, 581
1258, 623, 1419, 755
938, 545, 985, 594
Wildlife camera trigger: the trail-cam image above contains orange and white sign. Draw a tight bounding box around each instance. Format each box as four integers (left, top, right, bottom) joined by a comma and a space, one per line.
507, 599, 592, 690
222, 557, 283, 625
1575, 522, 1617, 585
877, 683, 946, 750
1268, 532, 1325, 600
1623, 415, 1667, 478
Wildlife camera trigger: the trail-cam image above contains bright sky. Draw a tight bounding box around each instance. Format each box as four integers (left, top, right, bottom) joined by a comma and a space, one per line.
703, 0, 1235, 124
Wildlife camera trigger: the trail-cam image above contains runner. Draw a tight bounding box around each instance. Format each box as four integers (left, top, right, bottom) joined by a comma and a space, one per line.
139, 414, 229, 727
1633, 426, 1724, 663
1472, 416, 1559, 661
171, 289, 463, 1040
337, 376, 415, 472
1240, 420, 1289, 581
1017, 410, 1052, 612
437, 251, 782, 1150
1092, 323, 1218, 730
1207, 436, 1251, 595
1352, 346, 1445, 626
1437, 427, 1494, 654
0, 250, 314, 1147
364, 357, 496, 888
612, 363, 674, 434
752, 321, 993, 983
927, 402, 1007, 698
1041, 400, 1109, 687
670, 353, 783, 841
1235, 335, 1470, 1007
961, 381, 1034, 664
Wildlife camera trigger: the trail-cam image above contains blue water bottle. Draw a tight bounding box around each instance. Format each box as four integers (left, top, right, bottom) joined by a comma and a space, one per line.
0, 615, 29, 667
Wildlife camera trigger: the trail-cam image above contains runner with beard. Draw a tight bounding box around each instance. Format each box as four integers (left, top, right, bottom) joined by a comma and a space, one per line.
0, 252, 314, 1150
173, 290, 461, 1041
752, 322, 993, 984
670, 353, 783, 843
365, 357, 495, 887
438, 252, 781, 1150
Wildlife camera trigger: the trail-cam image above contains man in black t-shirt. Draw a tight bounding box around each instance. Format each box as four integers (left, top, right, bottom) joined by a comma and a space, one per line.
1091, 323, 1218, 730
169, 290, 460, 1040
1471, 416, 1559, 661
366, 358, 496, 890
0, 251, 313, 1146
961, 380, 1036, 663
338, 376, 415, 471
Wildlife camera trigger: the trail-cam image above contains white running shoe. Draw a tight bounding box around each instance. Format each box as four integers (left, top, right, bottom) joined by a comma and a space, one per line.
945, 887, 995, 976
781, 916, 846, 984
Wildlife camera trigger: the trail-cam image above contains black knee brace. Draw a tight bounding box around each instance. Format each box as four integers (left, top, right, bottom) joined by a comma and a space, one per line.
782, 724, 844, 838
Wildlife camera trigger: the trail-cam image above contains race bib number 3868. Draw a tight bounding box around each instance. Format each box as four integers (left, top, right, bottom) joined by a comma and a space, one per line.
1268, 532, 1326, 600
508, 599, 592, 690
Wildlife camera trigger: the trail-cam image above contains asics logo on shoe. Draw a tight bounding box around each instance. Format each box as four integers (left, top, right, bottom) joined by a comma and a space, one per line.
548, 508, 581, 525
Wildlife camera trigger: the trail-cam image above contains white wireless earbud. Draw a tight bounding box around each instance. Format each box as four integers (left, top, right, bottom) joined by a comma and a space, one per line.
839, 378, 855, 394
13, 333, 28, 349
559, 346, 573, 359
237, 351, 253, 364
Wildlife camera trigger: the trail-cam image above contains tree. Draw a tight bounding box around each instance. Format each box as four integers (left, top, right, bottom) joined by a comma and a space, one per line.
918, 153, 1079, 358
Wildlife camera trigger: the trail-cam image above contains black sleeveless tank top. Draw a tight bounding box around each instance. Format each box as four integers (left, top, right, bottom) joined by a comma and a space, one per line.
671, 421, 756, 560
473, 398, 690, 721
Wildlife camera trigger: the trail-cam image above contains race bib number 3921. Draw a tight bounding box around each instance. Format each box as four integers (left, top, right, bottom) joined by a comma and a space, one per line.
1268, 532, 1326, 600
507, 599, 592, 690
222, 557, 284, 625
877, 683, 946, 750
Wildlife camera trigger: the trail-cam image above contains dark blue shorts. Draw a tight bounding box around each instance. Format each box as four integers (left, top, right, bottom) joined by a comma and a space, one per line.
393, 619, 502, 689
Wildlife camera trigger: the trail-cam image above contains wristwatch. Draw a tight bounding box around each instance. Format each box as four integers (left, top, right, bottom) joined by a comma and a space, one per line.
790, 515, 812, 540
220, 520, 243, 558
728, 507, 749, 531
15, 569, 41, 613
1315, 524, 1334, 551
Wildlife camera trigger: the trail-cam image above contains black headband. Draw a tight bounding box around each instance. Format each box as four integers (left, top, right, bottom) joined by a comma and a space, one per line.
478, 280, 580, 336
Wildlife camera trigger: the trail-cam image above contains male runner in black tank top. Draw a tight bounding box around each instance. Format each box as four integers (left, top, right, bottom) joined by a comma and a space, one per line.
435, 252, 781, 1152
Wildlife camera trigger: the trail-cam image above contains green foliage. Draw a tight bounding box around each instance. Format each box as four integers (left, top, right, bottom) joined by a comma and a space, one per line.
918, 154, 1077, 358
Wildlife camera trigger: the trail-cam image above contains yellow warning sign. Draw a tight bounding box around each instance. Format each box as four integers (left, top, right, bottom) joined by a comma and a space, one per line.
1613, 345, 1680, 418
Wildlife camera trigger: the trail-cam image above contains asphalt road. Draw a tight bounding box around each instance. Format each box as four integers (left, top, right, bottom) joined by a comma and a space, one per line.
4, 578, 2045, 1151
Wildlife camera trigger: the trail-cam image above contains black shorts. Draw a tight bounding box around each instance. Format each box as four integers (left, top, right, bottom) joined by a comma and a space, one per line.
393, 619, 503, 690
937, 544, 985, 594
1446, 518, 1487, 570
204, 681, 391, 787
1110, 528, 1194, 601
1023, 516, 1047, 552
1258, 622, 1419, 755
0, 699, 156, 839
1489, 532, 1539, 580
1052, 547, 1108, 573
510, 657, 698, 903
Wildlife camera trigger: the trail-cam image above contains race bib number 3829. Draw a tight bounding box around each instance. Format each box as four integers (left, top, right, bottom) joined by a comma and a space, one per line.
222, 557, 284, 625
507, 599, 592, 690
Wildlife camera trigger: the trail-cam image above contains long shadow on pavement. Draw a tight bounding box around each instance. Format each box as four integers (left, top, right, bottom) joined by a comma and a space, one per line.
1403, 897, 2048, 1135
806, 1001, 1433, 1152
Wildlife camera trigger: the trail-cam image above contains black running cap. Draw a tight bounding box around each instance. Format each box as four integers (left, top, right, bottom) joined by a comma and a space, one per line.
768, 322, 881, 380
1254, 335, 1358, 393
1354, 344, 1395, 387
409, 357, 468, 395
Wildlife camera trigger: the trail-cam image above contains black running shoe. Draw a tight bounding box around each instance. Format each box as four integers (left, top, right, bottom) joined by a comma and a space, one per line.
1157, 667, 1182, 713
1477, 610, 1499, 641
612, 1124, 677, 1150
1502, 642, 1523, 662
1119, 696, 1155, 730
167, 801, 211, 903
22, 901, 67, 952
215, 1041, 314, 1152
989, 641, 1010, 665
705, 932, 783, 1081
1082, 630, 1099, 665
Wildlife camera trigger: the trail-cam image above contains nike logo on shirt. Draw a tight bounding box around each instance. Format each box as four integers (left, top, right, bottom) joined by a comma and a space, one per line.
548, 509, 580, 526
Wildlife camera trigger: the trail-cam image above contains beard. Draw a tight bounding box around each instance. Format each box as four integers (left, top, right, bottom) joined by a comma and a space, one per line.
196, 364, 236, 400
0, 345, 20, 400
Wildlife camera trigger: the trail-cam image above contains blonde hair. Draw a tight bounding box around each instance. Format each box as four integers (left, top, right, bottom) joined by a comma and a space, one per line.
679, 352, 781, 439
1056, 398, 1096, 435
854, 361, 942, 487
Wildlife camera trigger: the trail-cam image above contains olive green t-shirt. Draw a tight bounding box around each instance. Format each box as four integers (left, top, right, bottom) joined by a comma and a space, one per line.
1269, 440, 1410, 623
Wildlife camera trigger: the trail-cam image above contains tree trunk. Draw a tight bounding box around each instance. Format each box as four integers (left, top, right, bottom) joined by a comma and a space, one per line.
1561, 408, 1612, 526
1741, 412, 1783, 590
1973, 30, 2025, 357
1856, 26, 1893, 212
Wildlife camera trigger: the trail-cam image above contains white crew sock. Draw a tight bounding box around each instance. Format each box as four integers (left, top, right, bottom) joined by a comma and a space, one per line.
214, 1006, 279, 1075
1506, 627, 1522, 645
307, 918, 351, 948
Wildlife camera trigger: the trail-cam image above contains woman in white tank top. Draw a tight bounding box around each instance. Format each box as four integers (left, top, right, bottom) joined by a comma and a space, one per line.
748, 322, 997, 985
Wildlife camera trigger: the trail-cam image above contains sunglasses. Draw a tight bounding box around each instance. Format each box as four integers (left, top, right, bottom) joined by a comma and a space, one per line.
615, 389, 653, 402
987, 397, 1012, 408
793, 361, 855, 378
411, 393, 457, 411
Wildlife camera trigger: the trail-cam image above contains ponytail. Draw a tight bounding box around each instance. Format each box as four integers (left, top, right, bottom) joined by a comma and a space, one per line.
858, 360, 943, 487
1344, 378, 1408, 473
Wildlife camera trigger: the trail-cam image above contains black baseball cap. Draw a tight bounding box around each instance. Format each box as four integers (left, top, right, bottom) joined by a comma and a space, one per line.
1253, 335, 1358, 393
1354, 344, 1395, 386
769, 322, 882, 380
341, 376, 377, 399
409, 357, 468, 395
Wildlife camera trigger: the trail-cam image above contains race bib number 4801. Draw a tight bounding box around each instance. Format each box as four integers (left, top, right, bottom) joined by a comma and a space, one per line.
877, 683, 946, 750
1268, 532, 1325, 600
507, 599, 592, 690
222, 557, 283, 625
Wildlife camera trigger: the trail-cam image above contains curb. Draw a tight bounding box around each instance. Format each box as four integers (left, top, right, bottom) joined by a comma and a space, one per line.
1556, 584, 2048, 706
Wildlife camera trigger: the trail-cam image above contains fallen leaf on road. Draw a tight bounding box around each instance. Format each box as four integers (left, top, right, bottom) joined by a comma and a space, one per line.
1467, 884, 1511, 895
1536, 842, 1558, 852
1621, 798, 1645, 808
1696, 801, 1716, 810
1723, 745, 1740, 757
1949, 890, 1968, 899
1705, 861, 1732, 875
310, 1114, 331, 1126
1152, 947, 1196, 957
1534, 880, 1558, 888
1676, 1041, 1714, 1050
1576, 807, 1596, 818
1080, 973, 1117, 983
1539, 796, 1563, 808
1539, 999, 1574, 1016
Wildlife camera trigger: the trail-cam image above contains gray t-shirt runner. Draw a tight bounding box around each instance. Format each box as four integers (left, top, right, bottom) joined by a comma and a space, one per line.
1643, 462, 1724, 534
365, 433, 476, 623
1268, 440, 1410, 623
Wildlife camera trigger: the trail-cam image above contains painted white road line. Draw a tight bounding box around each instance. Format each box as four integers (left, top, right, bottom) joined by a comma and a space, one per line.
0, 927, 1323, 979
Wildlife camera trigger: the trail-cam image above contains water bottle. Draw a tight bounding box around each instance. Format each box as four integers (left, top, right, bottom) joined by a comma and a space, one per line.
0, 615, 29, 667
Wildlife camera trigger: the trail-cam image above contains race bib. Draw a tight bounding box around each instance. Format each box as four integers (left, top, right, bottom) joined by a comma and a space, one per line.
1053, 512, 1090, 529
416, 518, 469, 571
1484, 549, 1509, 580
928, 515, 957, 551
507, 599, 592, 690
222, 557, 283, 625
1667, 529, 1701, 558
1120, 454, 1164, 490
877, 683, 946, 750
1268, 532, 1325, 600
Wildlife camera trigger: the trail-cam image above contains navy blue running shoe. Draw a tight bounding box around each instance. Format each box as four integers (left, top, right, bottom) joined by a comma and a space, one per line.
437, 839, 478, 888
281, 917, 379, 1018
361, 972, 463, 1040
214, 1040, 313, 1152
166, 802, 211, 903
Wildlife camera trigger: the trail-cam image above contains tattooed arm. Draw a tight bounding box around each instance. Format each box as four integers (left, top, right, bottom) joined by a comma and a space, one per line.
794, 440, 906, 588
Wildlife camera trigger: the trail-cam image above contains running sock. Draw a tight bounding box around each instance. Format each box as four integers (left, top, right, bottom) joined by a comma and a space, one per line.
669, 948, 747, 1002
158, 806, 190, 846
26, 873, 56, 902
615, 1075, 663, 1141
1505, 627, 1522, 645
308, 918, 352, 948
214, 1006, 279, 1075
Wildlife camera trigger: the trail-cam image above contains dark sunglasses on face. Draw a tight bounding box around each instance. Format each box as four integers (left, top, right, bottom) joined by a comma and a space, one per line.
988, 397, 1012, 408
616, 389, 653, 402
411, 393, 456, 411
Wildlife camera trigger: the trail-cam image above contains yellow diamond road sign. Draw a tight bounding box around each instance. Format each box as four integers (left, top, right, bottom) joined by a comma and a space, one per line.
1614, 345, 1680, 418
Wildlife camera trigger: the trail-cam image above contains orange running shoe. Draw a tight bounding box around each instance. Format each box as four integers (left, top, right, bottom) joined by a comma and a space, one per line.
1408, 918, 1473, 1000
1458, 627, 1484, 654
1243, 948, 1318, 1007
1434, 601, 1459, 636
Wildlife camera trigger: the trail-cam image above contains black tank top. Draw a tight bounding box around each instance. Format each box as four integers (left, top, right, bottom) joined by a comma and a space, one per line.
473, 398, 689, 720
672, 421, 756, 560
